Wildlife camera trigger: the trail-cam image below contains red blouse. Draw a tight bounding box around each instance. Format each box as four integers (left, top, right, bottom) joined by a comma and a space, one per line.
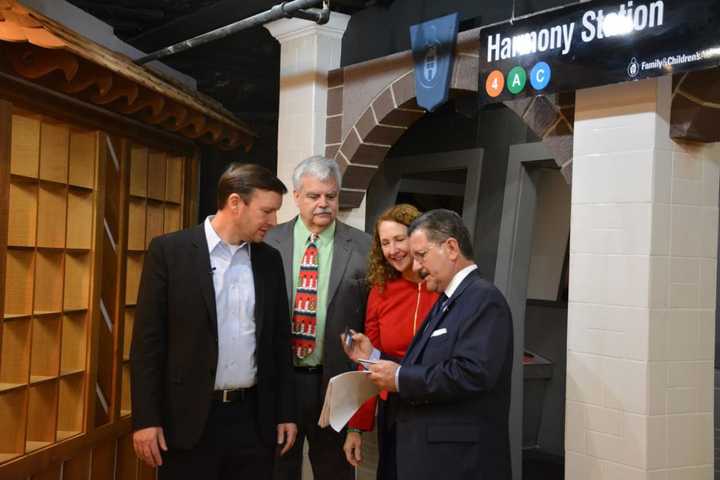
348, 277, 439, 431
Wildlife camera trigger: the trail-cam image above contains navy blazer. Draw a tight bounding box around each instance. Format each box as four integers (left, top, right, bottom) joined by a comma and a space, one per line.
395, 268, 513, 480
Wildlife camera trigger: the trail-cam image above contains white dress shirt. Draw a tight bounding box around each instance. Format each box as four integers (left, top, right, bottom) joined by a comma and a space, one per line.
204, 216, 257, 390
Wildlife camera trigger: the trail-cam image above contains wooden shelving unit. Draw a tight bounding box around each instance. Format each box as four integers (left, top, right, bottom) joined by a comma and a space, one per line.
0, 112, 98, 461
1, 110, 191, 479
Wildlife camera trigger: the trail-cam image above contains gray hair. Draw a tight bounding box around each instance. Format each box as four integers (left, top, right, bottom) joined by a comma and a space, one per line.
408, 209, 474, 259
292, 156, 342, 191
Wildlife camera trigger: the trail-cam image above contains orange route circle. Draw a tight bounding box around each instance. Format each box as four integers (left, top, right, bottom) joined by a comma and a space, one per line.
485, 70, 504, 98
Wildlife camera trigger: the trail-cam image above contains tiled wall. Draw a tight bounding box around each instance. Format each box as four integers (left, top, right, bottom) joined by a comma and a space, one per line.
568, 76, 718, 479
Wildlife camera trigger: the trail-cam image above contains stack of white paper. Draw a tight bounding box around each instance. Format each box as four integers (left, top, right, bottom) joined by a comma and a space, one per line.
318, 371, 380, 432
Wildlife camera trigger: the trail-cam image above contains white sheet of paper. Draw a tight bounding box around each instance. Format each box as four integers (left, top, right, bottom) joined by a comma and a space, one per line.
318, 371, 380, 432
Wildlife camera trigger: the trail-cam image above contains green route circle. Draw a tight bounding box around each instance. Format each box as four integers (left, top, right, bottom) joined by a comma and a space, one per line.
506, 66, 527, 94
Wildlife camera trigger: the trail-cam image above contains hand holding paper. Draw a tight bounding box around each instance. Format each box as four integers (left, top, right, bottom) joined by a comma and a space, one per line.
318, 371, 380, 432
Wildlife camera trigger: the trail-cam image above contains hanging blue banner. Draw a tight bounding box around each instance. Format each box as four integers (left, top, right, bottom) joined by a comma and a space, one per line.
410, 13, 459, 112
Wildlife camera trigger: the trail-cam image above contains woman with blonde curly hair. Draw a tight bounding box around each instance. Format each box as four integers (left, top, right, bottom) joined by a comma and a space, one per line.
342, 204, 439, 479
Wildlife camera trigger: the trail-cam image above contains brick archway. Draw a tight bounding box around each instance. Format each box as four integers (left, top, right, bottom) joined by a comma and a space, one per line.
325, 28, 576, 209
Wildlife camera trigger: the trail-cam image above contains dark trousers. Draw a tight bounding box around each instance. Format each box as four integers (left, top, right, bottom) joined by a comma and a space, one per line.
377, 393, 399, 480
273, 370, 353, 480
159, 389, 274, 480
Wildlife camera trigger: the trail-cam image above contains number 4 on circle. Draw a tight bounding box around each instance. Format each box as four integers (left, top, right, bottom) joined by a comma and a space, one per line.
485, 70, 504, 98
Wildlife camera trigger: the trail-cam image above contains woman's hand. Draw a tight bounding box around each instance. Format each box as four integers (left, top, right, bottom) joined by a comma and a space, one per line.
343, 431, 363, 467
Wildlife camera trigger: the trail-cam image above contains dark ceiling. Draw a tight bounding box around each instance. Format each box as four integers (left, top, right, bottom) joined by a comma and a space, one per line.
66, 1, 373, 115
65, 0, 380, 165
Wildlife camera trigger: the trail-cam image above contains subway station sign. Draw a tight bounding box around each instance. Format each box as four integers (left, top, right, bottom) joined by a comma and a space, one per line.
478, 0, 720, 104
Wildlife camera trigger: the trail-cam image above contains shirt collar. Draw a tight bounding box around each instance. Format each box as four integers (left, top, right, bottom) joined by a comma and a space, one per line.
204, 215, 249, 256
444, 264, 478, 299
294, 217, 336, 246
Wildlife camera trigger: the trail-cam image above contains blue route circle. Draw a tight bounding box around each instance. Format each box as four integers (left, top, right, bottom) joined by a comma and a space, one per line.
530, 62, 551, 91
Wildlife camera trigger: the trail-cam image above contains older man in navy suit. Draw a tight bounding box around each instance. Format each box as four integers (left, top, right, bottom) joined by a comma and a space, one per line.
346, 209, 513, 480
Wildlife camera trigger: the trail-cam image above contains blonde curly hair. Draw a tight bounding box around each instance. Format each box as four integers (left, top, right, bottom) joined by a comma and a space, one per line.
367, 204, 422, 290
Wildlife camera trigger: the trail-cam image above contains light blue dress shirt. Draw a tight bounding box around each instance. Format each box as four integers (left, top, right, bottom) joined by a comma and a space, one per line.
204, 216, 257, 390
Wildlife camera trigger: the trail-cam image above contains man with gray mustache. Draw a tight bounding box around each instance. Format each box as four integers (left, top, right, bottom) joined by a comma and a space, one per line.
265, 156, 371, 480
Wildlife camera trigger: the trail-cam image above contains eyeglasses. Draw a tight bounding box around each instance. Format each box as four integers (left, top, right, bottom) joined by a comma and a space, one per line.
412, 239, 447, 263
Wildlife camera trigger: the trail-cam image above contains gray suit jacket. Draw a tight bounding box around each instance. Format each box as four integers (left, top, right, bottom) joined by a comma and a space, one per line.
264, 217, 371, 389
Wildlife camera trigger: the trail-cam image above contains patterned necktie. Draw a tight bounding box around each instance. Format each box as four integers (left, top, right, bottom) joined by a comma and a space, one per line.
291, 234, 319, 358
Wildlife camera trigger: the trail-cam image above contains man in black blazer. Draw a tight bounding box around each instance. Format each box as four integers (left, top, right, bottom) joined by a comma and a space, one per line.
265, 156, 371, 480
346, 209, 513, 480
130, 164, 297, 480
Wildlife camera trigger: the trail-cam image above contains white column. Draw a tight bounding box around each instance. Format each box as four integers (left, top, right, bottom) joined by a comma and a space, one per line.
567, 76, 719, 479
265, 12, 350, 224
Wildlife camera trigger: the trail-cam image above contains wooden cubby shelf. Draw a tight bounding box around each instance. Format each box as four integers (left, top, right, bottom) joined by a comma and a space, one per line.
57, 372, 84, 441
39, 122, 69, 184
0, 317, 30, 386
165, 156, 183, 204
37, 182, 67, 249
127, 198, 146, 252
4, 249, 34, 318
60, 312, 86, 375
67, 188, 94, 250
0, 388, 28, 461
26, 380, 59, 451
34, 250, 64, 315
164, 204, 181, 234
146, 151, 166, 201
10, 114, 40, 179
30, 315, 61, 381
68, 130, 96, 189
129, 146, 148, 197
7, 178, 37, 247
64, 252, 91, 311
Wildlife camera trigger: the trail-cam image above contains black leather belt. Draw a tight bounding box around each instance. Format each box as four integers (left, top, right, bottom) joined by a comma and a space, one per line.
212, 386, 255, 404
294, 365, 323, 374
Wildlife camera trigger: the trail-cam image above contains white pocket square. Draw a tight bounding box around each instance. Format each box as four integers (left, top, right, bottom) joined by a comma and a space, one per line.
430, 328, 447, 338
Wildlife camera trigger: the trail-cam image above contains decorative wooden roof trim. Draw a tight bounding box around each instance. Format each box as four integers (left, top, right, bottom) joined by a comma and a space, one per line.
0, 0, 255, 150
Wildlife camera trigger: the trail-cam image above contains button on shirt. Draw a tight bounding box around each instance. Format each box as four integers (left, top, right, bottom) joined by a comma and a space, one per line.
204, 216, 257, 390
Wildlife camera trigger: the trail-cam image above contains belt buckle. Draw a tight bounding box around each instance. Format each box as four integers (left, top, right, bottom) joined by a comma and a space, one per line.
222, 389, 232, 403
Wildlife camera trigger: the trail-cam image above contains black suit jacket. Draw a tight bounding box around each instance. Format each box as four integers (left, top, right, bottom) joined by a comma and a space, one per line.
396, 268, 513, 480
264, 218, 371, 390
130, 224, 296, 449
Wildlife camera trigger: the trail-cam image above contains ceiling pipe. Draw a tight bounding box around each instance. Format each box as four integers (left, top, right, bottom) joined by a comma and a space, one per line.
135, 0, 329, 65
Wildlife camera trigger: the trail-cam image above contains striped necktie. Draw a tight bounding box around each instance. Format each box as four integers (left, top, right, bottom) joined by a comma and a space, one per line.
291, 234, 319, 358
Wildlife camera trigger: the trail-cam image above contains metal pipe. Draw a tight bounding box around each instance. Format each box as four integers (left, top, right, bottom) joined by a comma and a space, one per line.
135, 0, 324, 65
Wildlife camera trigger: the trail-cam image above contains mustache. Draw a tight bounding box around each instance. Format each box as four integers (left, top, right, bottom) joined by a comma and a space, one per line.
313, 207, 333, 215
418, 269, 429, 279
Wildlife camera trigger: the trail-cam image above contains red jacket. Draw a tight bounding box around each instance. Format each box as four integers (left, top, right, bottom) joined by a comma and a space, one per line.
348, 277, 438, 430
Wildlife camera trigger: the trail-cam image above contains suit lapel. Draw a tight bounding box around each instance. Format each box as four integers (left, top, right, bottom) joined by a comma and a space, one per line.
266, 220, 295, 305
405, 270, 478, 365
251, 248, 266, 343
327, 222, 351, 307
191, 224, 218, 337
